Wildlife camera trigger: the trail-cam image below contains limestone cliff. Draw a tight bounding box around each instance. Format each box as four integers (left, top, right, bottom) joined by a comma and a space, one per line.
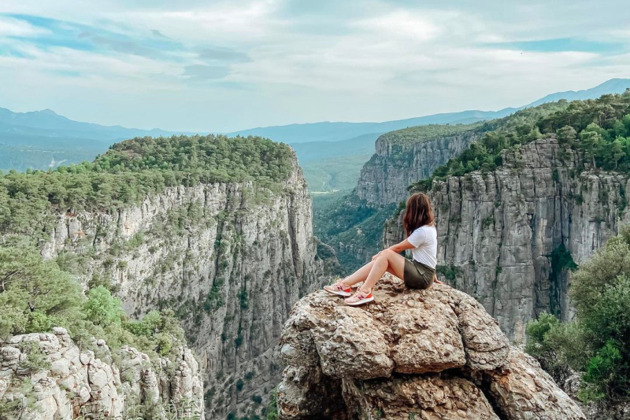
35, 159, 335, 418
277, 274, 585, 420
0, 327, 204, 419
318, 125, 486, 273
355, 126, 484, 207
384, 137, 630, 342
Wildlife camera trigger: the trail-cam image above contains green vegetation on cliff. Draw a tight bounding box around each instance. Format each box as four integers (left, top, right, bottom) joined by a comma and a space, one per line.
0, 244, 186, 360
526, 227, 630, 402
377, 123, 483, 146
0, 135, 294, 239
411, 92, 630, 192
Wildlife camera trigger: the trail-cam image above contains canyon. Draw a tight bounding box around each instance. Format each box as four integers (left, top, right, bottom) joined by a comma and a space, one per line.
0, 139, 336, 419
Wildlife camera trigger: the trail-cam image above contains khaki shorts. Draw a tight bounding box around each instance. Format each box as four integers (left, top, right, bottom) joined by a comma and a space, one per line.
403, 259, 434, 290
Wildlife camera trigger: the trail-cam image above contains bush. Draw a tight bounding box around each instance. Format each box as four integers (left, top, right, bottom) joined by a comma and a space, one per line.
236, 378, 244, 392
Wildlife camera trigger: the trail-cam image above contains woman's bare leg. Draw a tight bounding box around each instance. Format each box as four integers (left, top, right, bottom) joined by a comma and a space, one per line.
359, 249, 405, 293
340, 261, 375, 287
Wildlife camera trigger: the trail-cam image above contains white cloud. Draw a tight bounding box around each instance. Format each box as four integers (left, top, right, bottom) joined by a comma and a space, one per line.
0, 0, 629, 131
353, 10, 441, 42
0, 16, 49, 37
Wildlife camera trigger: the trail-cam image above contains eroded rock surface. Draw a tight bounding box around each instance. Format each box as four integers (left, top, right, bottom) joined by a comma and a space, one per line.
277, 275, 585, 420
0, 327, 204, 420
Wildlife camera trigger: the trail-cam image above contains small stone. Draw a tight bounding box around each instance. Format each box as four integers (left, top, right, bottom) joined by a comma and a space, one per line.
1, 346, 21, 361
52, 327, 68, 336
79, 351, 94, 365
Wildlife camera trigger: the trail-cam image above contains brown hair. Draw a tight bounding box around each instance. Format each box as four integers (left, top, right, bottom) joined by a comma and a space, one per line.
403, 193, 435, 236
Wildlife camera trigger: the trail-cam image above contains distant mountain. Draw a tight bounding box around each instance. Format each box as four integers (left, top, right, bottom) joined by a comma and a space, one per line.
0, 108, 198, 171
527, 78, 630, 107
228, 108, 518, 145
2, 78, 629, 185
229, 78, 630, 146
0, 107, 188, 141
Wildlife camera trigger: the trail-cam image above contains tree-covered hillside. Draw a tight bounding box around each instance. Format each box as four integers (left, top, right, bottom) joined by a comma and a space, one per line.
411, 92, 630, 192
375, 122, 483, 146
0, 135, 295, 240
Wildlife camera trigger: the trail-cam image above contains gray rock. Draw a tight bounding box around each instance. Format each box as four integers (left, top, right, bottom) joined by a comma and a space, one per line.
277, 275, 585, 420
357, 128, 484, 207
475, 349, 585, 420
0, 329, 205, 420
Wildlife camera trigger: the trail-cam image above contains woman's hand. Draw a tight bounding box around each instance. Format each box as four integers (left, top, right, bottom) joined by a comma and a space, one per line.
371, 251, 381, 261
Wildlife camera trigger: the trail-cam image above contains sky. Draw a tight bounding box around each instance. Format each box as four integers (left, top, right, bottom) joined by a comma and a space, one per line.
0, 0, 629, 132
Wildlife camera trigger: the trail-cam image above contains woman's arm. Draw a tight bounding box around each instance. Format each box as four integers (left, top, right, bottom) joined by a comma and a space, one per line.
373, 240, 415, 260
388, 239, 415, 254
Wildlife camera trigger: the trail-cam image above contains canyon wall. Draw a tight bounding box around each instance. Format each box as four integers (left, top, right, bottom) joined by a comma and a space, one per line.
355, 128, 484, 207
37, 160, 335, 418
384, 137, 630, 342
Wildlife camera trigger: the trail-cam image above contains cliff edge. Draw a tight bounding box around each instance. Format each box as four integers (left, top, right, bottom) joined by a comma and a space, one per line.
276, 274, 585, 420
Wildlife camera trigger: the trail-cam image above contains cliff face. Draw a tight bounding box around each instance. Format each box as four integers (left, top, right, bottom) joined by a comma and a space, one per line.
37, 160, 335, 418
355, 129, 483, 207
384, 137, 630, 342
0, 327, 204, 419
277, 274, 585, 420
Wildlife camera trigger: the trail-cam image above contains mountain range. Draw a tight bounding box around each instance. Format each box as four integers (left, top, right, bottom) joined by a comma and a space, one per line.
1, 78, 629, 190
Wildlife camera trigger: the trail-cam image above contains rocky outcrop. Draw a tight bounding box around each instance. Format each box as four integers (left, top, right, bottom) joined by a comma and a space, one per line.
0, 327, 204, 419
384, 137, 630, 342
36, 159, 336, 418
277, 274, 585, 420
356, 128, 484, 207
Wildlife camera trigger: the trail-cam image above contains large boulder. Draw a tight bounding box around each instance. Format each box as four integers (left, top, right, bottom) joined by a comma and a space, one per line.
277, 274, 585, 420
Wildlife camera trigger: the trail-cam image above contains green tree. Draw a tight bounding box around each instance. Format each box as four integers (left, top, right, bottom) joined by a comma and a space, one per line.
557, 125, 577, 146
0, 246, 83, 339
83, 286, 124, 327
580, 124, 605, 169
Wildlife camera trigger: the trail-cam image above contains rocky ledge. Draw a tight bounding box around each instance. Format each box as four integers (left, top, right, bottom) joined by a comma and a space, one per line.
0, 327, 204, 420
277, 274, 585, 420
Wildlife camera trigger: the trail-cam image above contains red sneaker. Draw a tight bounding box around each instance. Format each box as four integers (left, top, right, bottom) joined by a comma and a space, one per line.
324, 282, 352, 297
344, 291, 374, 306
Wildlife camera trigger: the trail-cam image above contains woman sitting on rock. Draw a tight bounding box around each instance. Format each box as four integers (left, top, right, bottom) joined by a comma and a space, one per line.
324, 192, 439, 306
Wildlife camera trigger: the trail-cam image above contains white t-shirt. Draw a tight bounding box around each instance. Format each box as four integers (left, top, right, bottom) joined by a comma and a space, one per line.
407, 225, 437, 269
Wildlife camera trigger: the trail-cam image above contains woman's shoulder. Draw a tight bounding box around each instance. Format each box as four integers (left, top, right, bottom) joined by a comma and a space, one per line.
411, 224, 437, 236
420, 224, 437, 238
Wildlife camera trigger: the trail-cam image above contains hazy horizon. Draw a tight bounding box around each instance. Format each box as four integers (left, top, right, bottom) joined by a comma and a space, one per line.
1, 0, 629, 132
